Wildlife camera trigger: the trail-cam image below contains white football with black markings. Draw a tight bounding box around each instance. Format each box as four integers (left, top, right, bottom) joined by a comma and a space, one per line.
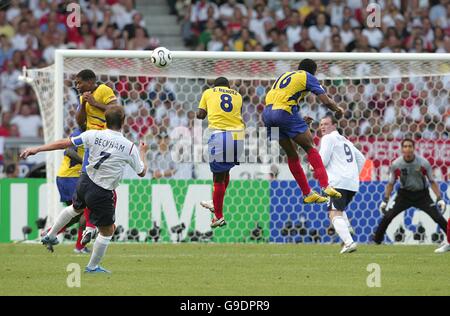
151, 47, 172, 68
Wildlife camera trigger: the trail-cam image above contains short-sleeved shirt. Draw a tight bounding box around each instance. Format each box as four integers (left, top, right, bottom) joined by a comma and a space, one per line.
265, 70, 326, 114
71, 129, 144, 190
319, 131, 366, 192
78, 84, 117, 130
388, 155, 434, 191
57, 128, 85, 178
198, 86, 244, 131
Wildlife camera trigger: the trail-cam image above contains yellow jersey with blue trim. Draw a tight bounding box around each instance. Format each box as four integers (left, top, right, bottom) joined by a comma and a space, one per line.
57, 128, 85, 178
265, 70, 326, 114
198, 87, 244, 131
79, 84, 117, 130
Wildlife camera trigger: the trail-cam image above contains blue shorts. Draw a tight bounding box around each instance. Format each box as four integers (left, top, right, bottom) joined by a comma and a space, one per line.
56, 177, 79, 202
208, 131, 244, 173
262, 105, 308, 140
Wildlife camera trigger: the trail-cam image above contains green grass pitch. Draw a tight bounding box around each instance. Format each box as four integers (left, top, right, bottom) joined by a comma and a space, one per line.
0, 243, 449, 296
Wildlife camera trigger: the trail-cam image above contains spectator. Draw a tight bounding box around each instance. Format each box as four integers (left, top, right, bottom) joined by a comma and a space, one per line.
0, 112, 11, 137
220, 0, 247, 24
11, 19, 38, 51
308, 12, 331, 50
123, 13, 147, 40
5, 163, 19, 178
10, 104, 42, 138
286, 11, 302, 49
127, 26, 152, 50
96, 24, 117, 49
328, 0, 345, 27
0, 10, 15, 39
150, 131, 177, 179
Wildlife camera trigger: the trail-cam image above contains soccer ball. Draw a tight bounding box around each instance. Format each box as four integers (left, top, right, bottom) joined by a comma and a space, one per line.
151, 47, 172, 68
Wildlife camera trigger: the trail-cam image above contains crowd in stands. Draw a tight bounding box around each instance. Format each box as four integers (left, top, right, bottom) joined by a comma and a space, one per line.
0, 0, 449, 175
0, 0, 159, 141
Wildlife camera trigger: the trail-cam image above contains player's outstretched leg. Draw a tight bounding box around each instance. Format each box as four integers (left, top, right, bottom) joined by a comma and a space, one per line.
43, 205, 83, 249
292, 131, 341, 199
85, 225, 113, 273
279, 138, 327, 204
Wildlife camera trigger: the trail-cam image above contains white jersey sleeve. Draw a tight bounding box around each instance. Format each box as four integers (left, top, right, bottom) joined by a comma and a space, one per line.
129, 143, 145, 175
70, 130, 96, 148
319, 133, 334, 168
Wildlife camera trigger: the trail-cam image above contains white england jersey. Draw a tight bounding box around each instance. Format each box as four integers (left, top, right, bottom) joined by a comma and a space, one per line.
319, 131, 366, 192
71, 129, 145, 190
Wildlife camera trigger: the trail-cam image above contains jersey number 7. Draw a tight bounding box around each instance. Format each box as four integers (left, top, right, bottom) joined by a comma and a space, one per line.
94, 151, 111, 169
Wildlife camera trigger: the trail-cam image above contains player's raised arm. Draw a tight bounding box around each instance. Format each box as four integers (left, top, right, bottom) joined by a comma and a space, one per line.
20, 138, 74, 159
301, 59, 344, 117
317, 94, 343, 117
137, 141, 148, 177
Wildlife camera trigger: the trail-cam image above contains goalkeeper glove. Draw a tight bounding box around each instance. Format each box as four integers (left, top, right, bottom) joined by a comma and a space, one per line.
437, 199, 446, 214
379, 197, 389, 214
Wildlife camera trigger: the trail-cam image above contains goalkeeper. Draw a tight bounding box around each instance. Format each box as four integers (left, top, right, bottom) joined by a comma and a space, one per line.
373, 138, 448, 253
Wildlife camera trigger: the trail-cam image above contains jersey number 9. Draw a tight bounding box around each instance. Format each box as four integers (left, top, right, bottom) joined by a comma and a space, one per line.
343, 144, 353, 163
220, 94, 233, 112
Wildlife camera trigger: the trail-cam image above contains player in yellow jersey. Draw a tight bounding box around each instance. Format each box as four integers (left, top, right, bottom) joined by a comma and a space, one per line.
263, 59, 343, 204
75, 69, 119, 244
75, 69, 118, 131
197, 77, 244, 228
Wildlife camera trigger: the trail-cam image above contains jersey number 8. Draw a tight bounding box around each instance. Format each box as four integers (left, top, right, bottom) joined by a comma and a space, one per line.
220, 94, 233, 112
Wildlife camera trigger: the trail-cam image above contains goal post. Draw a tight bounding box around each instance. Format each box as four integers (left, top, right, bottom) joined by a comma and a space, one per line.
25, 50, 450, 244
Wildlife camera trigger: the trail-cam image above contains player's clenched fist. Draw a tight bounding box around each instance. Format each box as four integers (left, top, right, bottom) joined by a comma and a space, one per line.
82, 92, 95, 105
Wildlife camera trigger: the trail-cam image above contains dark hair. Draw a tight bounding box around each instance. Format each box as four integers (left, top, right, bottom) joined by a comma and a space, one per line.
401, 138, 415, 148
298, 59, 318, 75
214, 77, 230, 88
76, 69, 96, 81
105, 105, 125, 129
323, 114, 338, 126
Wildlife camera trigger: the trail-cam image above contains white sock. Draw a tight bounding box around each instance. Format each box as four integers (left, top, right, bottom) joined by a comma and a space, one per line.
332, 216, 354, 246
87, 234, 112, 269
47, 205, 80, 238
342, 211, 352, 229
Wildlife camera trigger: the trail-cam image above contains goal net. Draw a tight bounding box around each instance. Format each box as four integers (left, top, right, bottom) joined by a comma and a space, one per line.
26, 51, 450, 244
